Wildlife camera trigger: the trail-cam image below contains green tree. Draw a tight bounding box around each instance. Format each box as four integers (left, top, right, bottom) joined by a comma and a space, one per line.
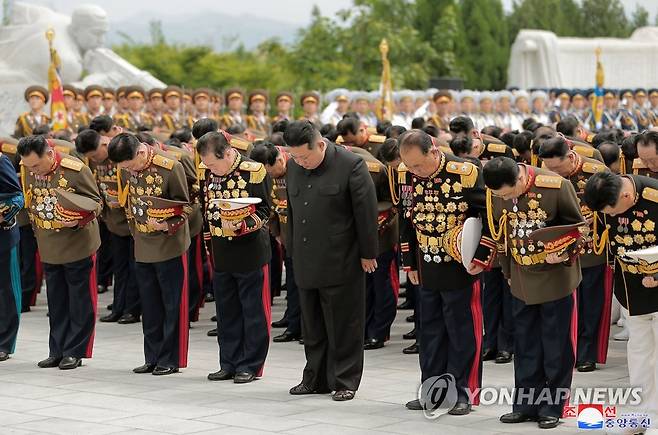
508, 0, 583, 42
630, 5, 649, 32
416, 0, 465, 78
579, 0, 629, 37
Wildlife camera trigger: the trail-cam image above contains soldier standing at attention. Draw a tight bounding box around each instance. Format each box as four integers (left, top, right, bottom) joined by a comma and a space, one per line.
15, 86, 50, 138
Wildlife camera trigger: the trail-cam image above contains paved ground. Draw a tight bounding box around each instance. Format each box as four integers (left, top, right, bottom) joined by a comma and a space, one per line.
1, 290, 632, 435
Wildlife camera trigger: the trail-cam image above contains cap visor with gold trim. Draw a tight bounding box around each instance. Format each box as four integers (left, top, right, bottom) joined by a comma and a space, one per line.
54, 189, 98, 222
528, 222, 587, 255
211, 197, 261, 221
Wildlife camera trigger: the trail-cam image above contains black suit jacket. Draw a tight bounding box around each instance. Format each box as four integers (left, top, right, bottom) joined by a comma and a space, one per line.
286, 142, 378, 289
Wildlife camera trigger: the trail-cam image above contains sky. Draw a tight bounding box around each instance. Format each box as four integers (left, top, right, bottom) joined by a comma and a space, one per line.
9, 0, 658, 25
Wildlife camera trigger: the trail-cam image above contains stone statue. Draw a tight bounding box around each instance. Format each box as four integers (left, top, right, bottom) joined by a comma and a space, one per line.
0, 2, 165, 135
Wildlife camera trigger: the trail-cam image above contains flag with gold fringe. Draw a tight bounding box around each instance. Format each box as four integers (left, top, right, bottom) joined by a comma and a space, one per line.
593, 47, 604, 131
377, 39, 394, 122
46, 27, 67, 131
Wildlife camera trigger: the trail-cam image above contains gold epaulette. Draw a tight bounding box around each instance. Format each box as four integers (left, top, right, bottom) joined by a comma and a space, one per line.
535, 174, 562, 189
153, 154, 175, 170
633, 158, 648, 170
167, 150, 182, 161
1, 143, 17, 154
487, 143, 507, 154
369, 134, 386, 143
512, 148, 519, 157
230, 137, 251, 151
54, 145, 71, 155
582, 161, 606, 174
446, 160, 478, 188
586, 133, 595, 143
642, 187, 658, 203
366, 126, 377, 135
439, 146, 453, 155
240, 161, 266, 183
366, 161, 381, 173
60, 158, 83, 172
573, 145, 594, 158
335, 136, 344, 144
397, 162, 408, 183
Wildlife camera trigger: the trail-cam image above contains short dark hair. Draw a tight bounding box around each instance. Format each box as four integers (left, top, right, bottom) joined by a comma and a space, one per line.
75, 129, 101, 154
250, 141, 279, 166
583, 171, 622, 211
449, 135, 473, 157
377, 138, 399, 164
621, 134, 639, 160
319, 124, 338, 142
88, 115, 114, 133
196, 131, 231, 159
376, 120, 392, 135
422, 124, 439, 138
165, 138, 182, 148
135, 131, 156, 146
284, 121, 320, 148
556, 116, 579, 137
17, 135, 49, 157
171, 127, 192, 143
483, 156, 519, 190
598, 142, 620, 167
108, 132, 140, 162
592, 129, 624, 147
449, 116, 474, 135
271, 119, 289, 134
269, 132, 286, 146
342, 112, 360, 120
500, 132, 516, 148
32, 125, 50, 136
336, 117, 360, 137
411, 117, 426, 129
522, 117, 538, 131
192, 118, 218, 140
53, 129, 73, 142
226, 124, 245, 135
513, 131, 533, 154
637, 130, 658, 151
481, 125, 502, 138
398, 129, 433, 155
385, 125, 407, 139
538, 136, 569, 159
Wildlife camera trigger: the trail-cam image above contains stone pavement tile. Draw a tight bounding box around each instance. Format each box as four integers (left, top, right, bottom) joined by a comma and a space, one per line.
11, 417, 125, 435
54, 379, 162, 397
374, 418, 510, 434
28, 403, 142, 423
200, 396, 323, 417
283, 423, 400, 435
108, 414, 224, 434
285, 407, 405, 430
191, 428, 277, 435
198, 410, 316, 432
0, 409, 49, 426
0, 396, 61, 413
0, 381, 71, 400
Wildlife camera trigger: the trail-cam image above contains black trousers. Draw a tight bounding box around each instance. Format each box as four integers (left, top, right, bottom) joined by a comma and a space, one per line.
188, 234, 204, 322
109, 233, 140, 317
282, 256, 301, 336
299, 274, 366, 392
419, 283, 483, 405
577, 264, 607, 363
482, 268, 514, 353
96, 221, 113, 288
270, 236, 283, 299
202, 239, 213, 298
0, 246, 21, 354
365, 249, 397, 341
214, 266, 270, 376
19, 225, 41, 308
136, 255, 188, 368
44, 256, 97, 358
512, 293, 575, 418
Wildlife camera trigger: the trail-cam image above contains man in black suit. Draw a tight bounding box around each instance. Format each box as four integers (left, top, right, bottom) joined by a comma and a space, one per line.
284, 121, 378, 401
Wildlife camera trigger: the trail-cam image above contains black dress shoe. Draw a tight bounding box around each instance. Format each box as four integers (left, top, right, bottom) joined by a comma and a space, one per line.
0, 351, 9, 361
398, 290, 407, 298
363, 338, 384, 350
495, 351, 513, 364
397, 300, 413, 310
298, 338, 304, 345
537, 415, 560, 429
118, 313, 140, 324
332, 390, 355, 401
289, 382, 330, 395
205, 293, 215, 303
500, 412, 537, 424
97, 285, 109, 294
273, 331, 301, 342
106, 304, 113, 311
234, 372, 255, 383
59, 356, 81, 370
482, 348, 497, 361
271, 318, 289, 328
403, 328, 416, 340
402, 342, 419, 354
152, 366, 178, 376
405, 314, 415, 323
21, 305, 30, 313
100, 313, 121, 323
405, 399, 423, 410
210, 315, 217, 322
448, 402, 471, 415
38, 356, 62, 368
576, 361, 596, 372
207, 369, 234, 381
207, 328, 217, 337
133, 363, 156, 374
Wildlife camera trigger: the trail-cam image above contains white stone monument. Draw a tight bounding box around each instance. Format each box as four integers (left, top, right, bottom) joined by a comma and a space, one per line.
0, 2, 165, 135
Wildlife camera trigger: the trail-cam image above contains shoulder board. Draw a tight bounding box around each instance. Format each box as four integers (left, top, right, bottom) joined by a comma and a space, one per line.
487, 143, 508, 154
572, 145, 594, 158
366, 161, 381, 173
512, 148, 519, 157
439, 146, 453, 155
230, 137, 251, 151
586, 133, 595, 143
369, 134, 386, 144
153, 154, 175, 170
582, 161, 605, 174
240, 161, 266, 183
60, 158, 84, 172
535, 174, 562, 189
1, 143, 17, 154
397, 162, 408, 183
642, 187, 658, 203
446, 160, 478, 188
198, 162, 208, 169
167, 150, 182, 161
335, 135, 344, 144
54, 145, 71, 154
633, 158, 648, 170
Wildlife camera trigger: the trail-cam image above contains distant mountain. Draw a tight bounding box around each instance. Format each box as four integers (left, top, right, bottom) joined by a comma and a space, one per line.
107, 10, 301, 51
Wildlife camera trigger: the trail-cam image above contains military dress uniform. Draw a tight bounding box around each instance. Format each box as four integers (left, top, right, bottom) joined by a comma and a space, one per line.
202, 152, 272, 377
121, 147, 191, 370
114, 111, 155, 132
22, 152, 102, 361
487, 165, 584, 418
0, 153, 24, 358
398, 152, 496, 406
15, 86, 50, 138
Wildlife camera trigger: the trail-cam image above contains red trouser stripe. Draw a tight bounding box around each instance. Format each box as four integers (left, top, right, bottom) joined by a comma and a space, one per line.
178, 253, 190, 368
257, 264, 271, 378
468, 280, 483, 406
85, 254, 98, 358
596, 265, 614, 364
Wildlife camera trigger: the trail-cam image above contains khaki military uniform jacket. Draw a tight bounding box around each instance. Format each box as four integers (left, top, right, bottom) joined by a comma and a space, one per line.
14, 112, 50, 138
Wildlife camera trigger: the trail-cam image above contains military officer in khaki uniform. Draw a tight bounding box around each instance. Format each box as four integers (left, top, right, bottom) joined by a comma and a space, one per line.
113, 86, 155, 132
298, 92, 322, 127
83, 85, 104, 121
428, 90, 453, 131
484, 156, 585, 429
15, 86, 51, 138
108, 132, 191, 376
18, 135, 102, 370
63, 85, 88, 134
272, 92, 294, 124
147, 88, 165, 126
245, 90, 271, 136
539, 136, 612, 372
219, 89, 247, 131
336, 117, 386, 160
189, 88, 217, 125
160, 86, 187, 133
